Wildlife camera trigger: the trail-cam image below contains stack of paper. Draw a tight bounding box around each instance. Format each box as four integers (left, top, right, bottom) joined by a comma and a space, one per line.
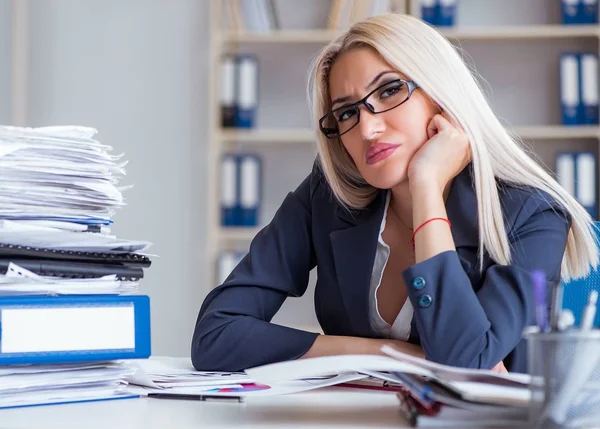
0, 361, 136, 409
0, 125, 153, 410
127, 356, 366, 397
128, 357, 254, 393
0, 125, 152, 293
244, 347, 534, 426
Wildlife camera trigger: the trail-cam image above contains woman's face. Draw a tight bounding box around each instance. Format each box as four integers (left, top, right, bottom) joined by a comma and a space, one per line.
327, 46, 439, 190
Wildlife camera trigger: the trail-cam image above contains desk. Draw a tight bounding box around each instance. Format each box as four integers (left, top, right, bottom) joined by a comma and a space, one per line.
0, 387, 412, 429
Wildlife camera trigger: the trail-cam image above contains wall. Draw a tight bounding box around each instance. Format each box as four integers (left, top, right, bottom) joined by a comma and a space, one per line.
0, 0, 12, 123
26, 0, 208, 356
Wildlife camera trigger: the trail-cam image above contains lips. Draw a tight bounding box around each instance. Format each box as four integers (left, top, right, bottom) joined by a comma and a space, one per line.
366, 143, 400, 165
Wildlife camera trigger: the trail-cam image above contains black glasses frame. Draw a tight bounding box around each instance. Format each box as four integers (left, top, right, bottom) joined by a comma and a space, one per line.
319, 78, 419, 139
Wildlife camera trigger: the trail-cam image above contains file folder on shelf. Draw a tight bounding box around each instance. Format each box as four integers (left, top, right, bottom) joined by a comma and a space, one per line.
437, 0, 457, 27
580, 0, 599, 24
0, 295, 151, 365
221, 154, 238, 226
562, 0, 581, 24
217, 250, 246, 285
580, 53, 599, 124
420, 0, 438, 25
220, 55, 236, 128
556, 151, 597, 219
575, 152, 597, 219
560, 53, 581, 125
235, 55, 258, 128
238, 154, 261, 227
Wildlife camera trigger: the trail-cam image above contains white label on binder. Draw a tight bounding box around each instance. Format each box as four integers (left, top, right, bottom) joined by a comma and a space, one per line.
1, 305, 135, 353
577, 154, 596, 206
556, 154, 575, 196
420, 0, 436, 7
220, 56, 236, 105
581, 54, 599, 105
561, 55, 580, 106
240, 157, 259, 208
221, 156, 237, 207
439, 0, 457, 6
237, 57, 258, 109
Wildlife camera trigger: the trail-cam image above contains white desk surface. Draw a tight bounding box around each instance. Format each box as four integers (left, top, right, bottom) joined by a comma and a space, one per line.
0, 387, 414, 429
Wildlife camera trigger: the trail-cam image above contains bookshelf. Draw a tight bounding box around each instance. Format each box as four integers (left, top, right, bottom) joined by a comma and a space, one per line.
207, 0, 600, 287
223, 25, 600, 43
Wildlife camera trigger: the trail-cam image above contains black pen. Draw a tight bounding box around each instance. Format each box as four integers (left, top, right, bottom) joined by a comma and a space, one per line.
147, 392, 243, 403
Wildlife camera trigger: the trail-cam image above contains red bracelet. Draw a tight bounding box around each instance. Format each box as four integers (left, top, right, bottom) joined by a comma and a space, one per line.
410, 218, 452, 245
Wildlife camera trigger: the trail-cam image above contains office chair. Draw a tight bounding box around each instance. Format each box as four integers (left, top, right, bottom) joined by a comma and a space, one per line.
561, 222, 600, 328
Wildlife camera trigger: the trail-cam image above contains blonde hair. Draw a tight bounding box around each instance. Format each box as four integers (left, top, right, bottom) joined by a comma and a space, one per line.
307, 13, 598, 281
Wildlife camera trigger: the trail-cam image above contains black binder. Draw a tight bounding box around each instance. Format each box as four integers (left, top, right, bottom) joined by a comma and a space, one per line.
0, 243, 151, 281
0, 259, 144, 281
0, 243, 151, 266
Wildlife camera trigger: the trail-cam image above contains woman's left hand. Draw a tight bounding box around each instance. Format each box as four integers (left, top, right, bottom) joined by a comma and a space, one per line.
492, 361, 508, 373
407, 112, 471, 193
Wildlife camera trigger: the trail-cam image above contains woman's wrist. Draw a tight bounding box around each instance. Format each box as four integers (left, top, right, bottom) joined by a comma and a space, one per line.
408, 173, 444, 195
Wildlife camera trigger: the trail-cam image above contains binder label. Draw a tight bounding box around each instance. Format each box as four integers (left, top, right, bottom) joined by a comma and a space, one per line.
1, 305, 135, 353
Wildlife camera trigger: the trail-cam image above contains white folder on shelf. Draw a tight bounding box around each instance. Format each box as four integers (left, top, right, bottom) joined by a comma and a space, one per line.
580, 53, 599, 124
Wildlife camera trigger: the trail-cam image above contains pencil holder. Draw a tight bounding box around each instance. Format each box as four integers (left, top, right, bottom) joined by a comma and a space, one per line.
525, 327, 600, 428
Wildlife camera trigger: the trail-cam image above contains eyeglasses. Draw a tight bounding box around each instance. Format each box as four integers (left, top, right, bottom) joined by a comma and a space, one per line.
319, 78, 419, 139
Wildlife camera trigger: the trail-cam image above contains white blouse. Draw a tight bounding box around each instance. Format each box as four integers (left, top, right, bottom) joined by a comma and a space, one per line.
368, 191, 414, 340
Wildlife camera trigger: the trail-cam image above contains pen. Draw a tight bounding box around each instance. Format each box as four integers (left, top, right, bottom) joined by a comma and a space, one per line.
580, 290, 598, 331
147, 392, 243, 403
549, 281, 564, 332
391, 372, 436, 410
532, 270, 548, 332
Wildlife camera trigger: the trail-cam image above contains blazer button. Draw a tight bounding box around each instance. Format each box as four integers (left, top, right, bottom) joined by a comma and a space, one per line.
418, 294, 433, 308
412, 276, 426, 290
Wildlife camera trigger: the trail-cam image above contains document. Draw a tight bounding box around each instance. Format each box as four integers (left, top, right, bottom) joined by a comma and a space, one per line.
0, 262, 138, 295
0, 360, 136, 409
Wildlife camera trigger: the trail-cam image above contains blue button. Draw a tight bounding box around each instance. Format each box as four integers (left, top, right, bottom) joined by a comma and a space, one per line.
418, 294, 433, 308
412, 276, 426, 290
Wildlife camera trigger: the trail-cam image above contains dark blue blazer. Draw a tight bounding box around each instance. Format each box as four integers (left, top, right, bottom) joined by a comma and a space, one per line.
192, 163, 570, 373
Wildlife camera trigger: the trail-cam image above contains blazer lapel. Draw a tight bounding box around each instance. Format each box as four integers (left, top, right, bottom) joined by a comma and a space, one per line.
445, 165, 479, 249
330, 190, 386, 337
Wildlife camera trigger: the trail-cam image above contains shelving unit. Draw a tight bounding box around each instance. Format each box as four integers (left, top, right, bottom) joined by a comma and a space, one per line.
224, 24, 600, 44
207, 0, 600, 286
221, 125, 600, 145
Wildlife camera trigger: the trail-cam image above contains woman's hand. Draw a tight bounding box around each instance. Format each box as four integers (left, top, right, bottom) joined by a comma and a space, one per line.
407, 112, 471, 194
492, 361, 508, 373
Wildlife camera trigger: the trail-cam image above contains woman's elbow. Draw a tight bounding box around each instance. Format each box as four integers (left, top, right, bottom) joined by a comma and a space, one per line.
425, 336, 504, 370
191, 328, 233, 371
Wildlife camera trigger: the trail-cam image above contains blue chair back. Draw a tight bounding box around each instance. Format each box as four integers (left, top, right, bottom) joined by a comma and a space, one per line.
561, 222, 600, 328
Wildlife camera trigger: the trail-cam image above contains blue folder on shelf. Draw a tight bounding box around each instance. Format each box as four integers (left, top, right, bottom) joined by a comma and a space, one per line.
0, 295, 151, 365
560, 53, 582, 125
556, 151, 598, 219
237, 153, 262, 226
234, 55, 258, 128
562, 0, 581, 24
580, 0, 599, 24
580, 53, 599, 125
221, 153, 238, 226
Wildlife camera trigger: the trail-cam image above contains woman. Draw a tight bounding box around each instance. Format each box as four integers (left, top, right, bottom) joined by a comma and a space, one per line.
192, 14, 598, 373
